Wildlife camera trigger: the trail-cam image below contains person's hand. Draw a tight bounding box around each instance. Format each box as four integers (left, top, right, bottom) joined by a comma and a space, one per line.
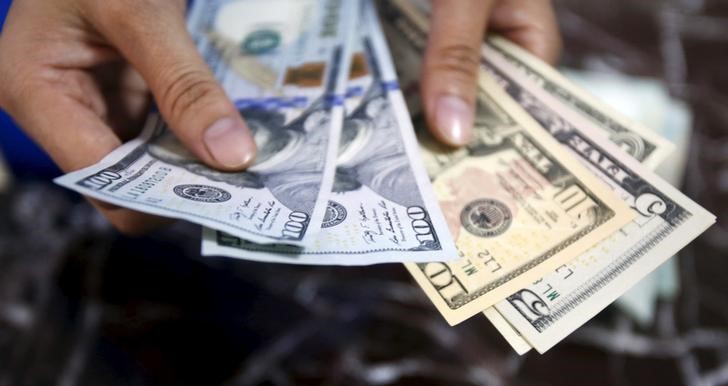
421, 0, 561, 146
0, 0, 257, 234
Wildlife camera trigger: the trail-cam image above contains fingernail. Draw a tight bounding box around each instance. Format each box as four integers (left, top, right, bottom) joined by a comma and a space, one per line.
203, 117, 256, 168
435, 95, 474, 146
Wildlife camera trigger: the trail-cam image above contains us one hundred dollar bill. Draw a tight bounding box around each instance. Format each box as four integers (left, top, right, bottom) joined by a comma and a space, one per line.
55, 0, 356, 246
201, 0, 458, 265
480, 40, 715, 354
380, 1, 634, 325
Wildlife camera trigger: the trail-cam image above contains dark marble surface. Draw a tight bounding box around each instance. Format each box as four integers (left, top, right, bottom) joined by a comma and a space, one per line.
2, 1, 728, 385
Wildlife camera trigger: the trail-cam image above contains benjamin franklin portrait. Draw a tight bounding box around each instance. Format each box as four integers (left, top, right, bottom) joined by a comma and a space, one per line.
147, 106, 328, 213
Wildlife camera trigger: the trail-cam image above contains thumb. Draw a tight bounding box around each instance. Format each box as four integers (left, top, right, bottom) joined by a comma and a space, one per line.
422, 0, 493, 146
90, 1, 256, 170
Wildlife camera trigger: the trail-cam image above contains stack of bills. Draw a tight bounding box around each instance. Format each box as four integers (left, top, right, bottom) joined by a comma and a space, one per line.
380, 0, 714, 354
54, 0, 715, 353
56, 0, 459, 265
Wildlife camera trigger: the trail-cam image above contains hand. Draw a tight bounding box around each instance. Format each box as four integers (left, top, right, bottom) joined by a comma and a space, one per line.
421, 0, 562, 146
0, 0, 257, 234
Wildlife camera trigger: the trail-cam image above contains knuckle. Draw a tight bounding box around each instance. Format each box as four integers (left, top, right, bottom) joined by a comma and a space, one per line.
427, 43, 480, 82
160, 67, 220, 121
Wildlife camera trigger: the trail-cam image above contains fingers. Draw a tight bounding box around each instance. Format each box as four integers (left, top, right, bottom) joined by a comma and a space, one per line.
26, 86, 171, 235
0, 0, 170, 235
422, 0, 494, 147
90, 62, 151, 141
489, 0, 562, 65
422, 0, 562, 147
7, 75, 169, 234
85, 0, 256, 171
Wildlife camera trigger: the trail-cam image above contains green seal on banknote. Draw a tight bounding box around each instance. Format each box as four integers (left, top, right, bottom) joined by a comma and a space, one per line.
242, 29, 281, 55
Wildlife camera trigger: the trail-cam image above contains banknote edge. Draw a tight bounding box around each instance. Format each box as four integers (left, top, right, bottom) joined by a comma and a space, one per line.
487, 36, 675, 170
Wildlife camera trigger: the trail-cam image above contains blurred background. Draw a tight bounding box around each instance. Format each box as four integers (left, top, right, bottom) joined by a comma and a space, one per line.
1, 0, 727, 385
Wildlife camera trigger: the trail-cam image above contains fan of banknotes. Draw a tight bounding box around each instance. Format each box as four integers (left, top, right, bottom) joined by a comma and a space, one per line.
55, 0, 715, 354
